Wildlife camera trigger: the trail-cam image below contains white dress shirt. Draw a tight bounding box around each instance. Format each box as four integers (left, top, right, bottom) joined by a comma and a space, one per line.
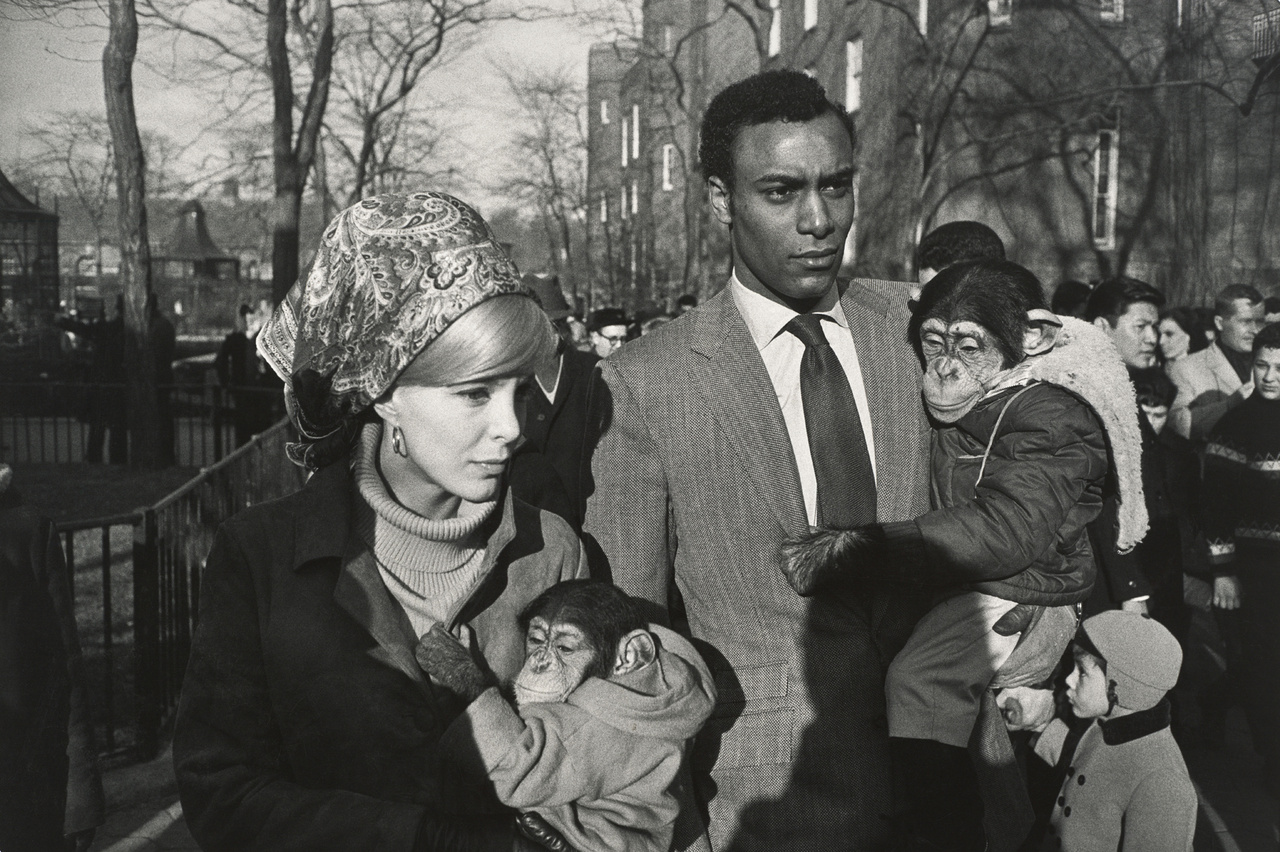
729, 273, 877, 526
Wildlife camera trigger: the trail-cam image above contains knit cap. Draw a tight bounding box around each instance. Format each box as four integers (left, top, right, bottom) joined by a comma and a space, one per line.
1080, 611, 1181, 711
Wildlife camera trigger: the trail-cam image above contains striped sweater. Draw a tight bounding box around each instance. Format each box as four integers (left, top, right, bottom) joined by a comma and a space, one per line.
1203, 394, 1280, 568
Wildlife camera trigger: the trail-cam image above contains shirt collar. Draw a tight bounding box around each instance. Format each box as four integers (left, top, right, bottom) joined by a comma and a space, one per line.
729, 271, 848, 353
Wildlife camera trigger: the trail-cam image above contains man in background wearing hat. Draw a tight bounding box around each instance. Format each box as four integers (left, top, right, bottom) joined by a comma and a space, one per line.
587, 308, 629, 359
509, 274, 600, 530
1016, 611, 1195, 851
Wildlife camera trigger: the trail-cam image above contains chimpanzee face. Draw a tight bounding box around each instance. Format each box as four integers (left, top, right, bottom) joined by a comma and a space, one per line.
919, 317, 1009, 423
513, 616, 603, 707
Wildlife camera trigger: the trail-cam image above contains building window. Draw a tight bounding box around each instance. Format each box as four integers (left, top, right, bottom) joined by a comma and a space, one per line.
600, 99, 610, 124
631, 180, 639, 215
804, 0, 818, 31
631, 104, 640, 159
621, 117, 629, 167
988, 0, 1012, 27
600, 193, 608, 223
918, 0, 928, 35
662, 144, 675, 190
845, 38, 863, 114
768, 0, 782, 57
1093, 127, 1119, 250
621, 185, 629, 220
662, 25, 674, 53
1100, 0, 1123, 22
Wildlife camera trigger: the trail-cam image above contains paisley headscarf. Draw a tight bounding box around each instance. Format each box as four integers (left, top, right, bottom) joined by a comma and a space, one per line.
257, 191, 534, 470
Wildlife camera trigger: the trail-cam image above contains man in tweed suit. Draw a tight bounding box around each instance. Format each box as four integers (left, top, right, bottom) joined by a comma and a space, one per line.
583, 70, 931, 850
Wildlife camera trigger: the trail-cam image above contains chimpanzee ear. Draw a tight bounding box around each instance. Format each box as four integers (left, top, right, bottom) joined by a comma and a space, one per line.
1023, 309, 1062, 357
612, 629, 657, 676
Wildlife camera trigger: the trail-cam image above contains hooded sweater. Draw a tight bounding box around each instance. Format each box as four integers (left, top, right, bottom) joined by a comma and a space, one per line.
444, 624, 716, 852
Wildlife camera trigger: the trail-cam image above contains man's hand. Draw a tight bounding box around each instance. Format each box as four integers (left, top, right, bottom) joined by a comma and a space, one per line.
997, 687, 1055, 733
779, 526, 876, 596
415, 623, 494, 704
1213, 575, 1241, 610
1120, 598, 1149, 615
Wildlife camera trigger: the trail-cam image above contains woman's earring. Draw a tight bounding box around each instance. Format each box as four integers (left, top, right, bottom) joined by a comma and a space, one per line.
391, 426, 408, 458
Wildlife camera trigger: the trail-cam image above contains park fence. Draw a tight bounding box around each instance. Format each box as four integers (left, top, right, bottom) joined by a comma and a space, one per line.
57, 418, 306, 762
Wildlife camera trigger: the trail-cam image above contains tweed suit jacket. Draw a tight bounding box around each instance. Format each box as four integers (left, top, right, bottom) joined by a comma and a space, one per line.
583, 278, 931, 851
1168, 343, 1245, 441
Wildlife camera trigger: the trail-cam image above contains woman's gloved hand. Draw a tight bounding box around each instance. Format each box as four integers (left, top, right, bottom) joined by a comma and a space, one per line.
515, 812, 576, 852
415, 623, 495, 704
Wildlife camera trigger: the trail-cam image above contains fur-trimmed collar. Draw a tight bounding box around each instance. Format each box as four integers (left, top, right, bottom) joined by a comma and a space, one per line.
996, 316, 1149, 552
1099, 699, 1171, 745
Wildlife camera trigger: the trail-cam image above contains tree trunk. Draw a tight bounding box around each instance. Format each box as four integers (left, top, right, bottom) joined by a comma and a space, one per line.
103, 0, 160, 469
269, 0, 300, 305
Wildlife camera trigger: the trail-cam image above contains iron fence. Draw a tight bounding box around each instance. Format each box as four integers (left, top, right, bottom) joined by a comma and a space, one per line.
1, 381, 279, 467
56, 418, 305, 761
1257, 8, 1280, 62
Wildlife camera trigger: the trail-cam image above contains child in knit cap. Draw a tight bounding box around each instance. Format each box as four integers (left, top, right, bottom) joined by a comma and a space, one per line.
1026, 611, 1196, 851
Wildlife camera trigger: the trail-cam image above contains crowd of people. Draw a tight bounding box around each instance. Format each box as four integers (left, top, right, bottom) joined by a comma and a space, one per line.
5, 67, 1279, 852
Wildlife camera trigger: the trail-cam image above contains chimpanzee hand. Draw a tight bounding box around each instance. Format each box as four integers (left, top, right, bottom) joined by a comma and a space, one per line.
779, 526, 878, 596
515, 812, 577, 852
415, 623, 495, 704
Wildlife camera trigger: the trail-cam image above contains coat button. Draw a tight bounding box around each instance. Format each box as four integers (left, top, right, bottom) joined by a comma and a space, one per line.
1078, 775, 1086, 785
1067, 766, 1075, 777
536, 414, 546, 421
1058, 796, 1065, 806
1064, 806, 1072, 817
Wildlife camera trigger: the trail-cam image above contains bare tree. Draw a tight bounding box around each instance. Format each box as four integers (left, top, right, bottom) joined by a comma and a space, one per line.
103, 0, 162, 467
497, 65, 590, 303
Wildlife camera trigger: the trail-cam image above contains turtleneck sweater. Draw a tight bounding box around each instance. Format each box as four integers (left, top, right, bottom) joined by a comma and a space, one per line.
352, 422, 498, 638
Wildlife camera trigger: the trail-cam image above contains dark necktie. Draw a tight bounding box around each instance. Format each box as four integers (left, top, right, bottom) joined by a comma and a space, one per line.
785, 313, 877, 527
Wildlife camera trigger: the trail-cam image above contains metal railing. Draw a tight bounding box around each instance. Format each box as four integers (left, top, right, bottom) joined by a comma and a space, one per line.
1256, 9, 1280, 63
56, 418, 305, 761
1, 382, 279, 467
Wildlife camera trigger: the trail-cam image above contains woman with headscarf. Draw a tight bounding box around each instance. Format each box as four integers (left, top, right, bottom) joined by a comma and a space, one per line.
173, 193, 587, 852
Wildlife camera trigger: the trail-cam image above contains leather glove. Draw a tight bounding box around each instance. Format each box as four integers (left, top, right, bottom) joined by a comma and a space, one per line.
515, 812, 577, 852
990, 604, 1078, 691
415, 623, 496, 704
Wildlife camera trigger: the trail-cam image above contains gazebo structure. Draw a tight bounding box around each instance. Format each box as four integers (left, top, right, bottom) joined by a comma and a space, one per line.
0, 166, 60, 321
153, 199, 239, 281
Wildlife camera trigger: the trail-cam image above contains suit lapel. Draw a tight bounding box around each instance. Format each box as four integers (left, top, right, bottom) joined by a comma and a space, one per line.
690, 290, 808, 536
841, 280, 920, 523
1210, 344, 1241, 392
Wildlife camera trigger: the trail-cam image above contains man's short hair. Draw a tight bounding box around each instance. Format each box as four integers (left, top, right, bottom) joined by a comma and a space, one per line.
1050, 280, 1092, 318
1132, 368, 1177, 409
917, 221, 1005, 272
1082, 277, 1165, 326
699, 69, 853, 187
1254, 322, 1280, 356
1213, 284, 1263, 318
588, 308, 628, 332
1264, 295, 1280, 315
676, 293, 698, 309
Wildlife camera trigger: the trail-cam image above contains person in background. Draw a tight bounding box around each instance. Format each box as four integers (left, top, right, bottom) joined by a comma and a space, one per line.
586, 308, 629, 359
1169, 285, 1265, 442
508, 274, 600, 530
1157, 307, 1210, 370
215, 304, 275, 447
674, 293, 698, 316
1081, 278, 1162, 617
1264, 295, 1280, 325
1203, 321, 1280, 801
173, 192, 584, 852
1013, 611, 1196, 852
148, 292, 177, 466
53, 295, 127, 463
916, 220, 1006, 285
0, 464, 104, 852
1050, 280, 1092, 319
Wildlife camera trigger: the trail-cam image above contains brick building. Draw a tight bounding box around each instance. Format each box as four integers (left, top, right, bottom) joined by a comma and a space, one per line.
586, 0, 1280, 307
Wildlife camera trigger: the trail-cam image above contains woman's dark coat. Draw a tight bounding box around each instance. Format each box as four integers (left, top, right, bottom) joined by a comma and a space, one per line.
173, 458, 587, 852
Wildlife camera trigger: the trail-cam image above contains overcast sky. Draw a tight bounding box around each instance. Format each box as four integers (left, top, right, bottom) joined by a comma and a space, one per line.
0, 3, 612, 212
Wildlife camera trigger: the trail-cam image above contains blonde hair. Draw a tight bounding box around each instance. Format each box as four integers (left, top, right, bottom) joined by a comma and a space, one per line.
396, 295, 556, 387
